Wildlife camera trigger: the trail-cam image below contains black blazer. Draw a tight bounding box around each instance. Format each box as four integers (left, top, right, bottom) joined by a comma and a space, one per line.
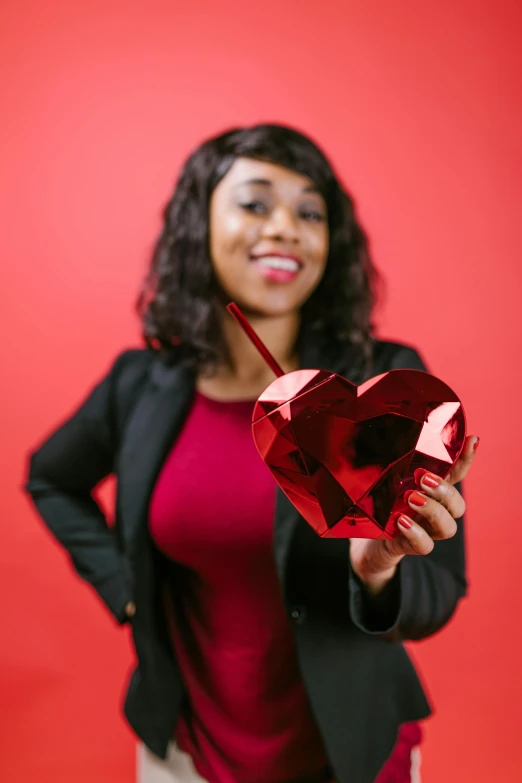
25, 336, 467, 783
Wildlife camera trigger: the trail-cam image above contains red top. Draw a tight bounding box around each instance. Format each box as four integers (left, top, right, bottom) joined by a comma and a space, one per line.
149, 392, 421, 783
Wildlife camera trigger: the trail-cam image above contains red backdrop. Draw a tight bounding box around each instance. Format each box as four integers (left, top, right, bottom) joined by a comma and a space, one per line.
2, 1, 521, 781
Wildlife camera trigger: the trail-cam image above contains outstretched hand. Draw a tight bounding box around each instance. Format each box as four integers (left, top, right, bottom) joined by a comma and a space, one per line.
349, 435, 479, 596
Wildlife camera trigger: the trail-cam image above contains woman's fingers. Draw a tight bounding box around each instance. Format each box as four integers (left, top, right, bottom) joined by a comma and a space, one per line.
415, 469, 467, 520
444, 435, 480, 485
396, 515, 436, 554
398, 434, 480, 541
405, 487, 459, 540
354, 436, 479, 575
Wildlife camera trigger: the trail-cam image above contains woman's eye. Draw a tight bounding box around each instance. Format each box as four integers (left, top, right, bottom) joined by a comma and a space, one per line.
300, 209, 325, 222
240, 201, 268, 215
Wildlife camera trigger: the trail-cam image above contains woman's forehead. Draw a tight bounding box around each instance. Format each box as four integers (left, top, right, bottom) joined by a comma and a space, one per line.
220, 157, 319, 194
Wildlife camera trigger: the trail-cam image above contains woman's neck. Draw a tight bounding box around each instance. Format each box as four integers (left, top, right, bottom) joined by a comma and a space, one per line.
196, 310, 300, 401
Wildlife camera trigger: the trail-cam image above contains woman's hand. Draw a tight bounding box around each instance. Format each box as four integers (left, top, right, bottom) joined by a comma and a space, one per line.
349, 435, 480, 596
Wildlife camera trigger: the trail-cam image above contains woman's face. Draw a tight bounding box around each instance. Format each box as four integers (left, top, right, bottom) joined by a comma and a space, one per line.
209, 157, 329, 317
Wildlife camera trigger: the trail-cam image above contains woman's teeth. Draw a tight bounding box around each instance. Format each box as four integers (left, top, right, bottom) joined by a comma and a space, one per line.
253, 256, 300, 272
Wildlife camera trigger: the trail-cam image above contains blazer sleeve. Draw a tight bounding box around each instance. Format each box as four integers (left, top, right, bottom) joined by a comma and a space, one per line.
348, 345, 468, 642
24, 350, 148, 624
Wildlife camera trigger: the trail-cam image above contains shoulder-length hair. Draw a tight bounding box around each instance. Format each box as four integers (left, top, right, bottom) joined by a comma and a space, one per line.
137, 123, 381, 370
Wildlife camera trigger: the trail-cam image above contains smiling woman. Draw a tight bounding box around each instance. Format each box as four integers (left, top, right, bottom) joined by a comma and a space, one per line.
137, 124, 378, 379
25, 124, 475, 783
210, 159, 329, 309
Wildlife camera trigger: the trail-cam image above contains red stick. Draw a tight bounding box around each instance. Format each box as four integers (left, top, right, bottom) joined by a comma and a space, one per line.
226, 302, 285, 378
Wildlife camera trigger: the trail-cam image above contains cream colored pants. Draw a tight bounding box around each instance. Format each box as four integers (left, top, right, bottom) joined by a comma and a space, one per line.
137, 743, 422, 783
138, 743, 207, 782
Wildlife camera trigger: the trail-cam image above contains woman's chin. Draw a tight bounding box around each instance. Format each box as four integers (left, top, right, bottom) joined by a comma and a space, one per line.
229, 298, 300, 320
221, 285, 311, 320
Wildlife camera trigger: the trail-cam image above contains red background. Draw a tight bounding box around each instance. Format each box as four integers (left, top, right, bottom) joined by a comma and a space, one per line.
2, 1, 521, 781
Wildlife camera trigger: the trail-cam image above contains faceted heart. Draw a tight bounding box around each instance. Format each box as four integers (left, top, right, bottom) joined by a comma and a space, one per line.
252, 369, 466, 539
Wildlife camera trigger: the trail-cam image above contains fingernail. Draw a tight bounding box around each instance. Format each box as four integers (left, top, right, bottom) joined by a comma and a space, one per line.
414, 468, 427, 485
405, 490, 428, 507
473, 437, 480, 451
397, 514, 412, 530
421, 473, 441, 489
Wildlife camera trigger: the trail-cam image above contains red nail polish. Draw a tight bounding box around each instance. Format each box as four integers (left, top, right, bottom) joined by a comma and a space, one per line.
414, 468, 428, 485
473, 437, 480, 451
407, 490, 428, 507
421, 473, 441, 489
397, 515, 412, 530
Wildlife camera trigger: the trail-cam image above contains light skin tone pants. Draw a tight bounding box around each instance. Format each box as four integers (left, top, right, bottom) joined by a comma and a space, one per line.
137, 743, 422, 783
137, 744, 338, 783
138, 743, 207, 783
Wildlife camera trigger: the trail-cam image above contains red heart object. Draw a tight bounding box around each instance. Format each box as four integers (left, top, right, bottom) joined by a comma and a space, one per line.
252, 369, 466, 540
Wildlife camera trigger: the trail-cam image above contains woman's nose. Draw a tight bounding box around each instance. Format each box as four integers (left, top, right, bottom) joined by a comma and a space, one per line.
261, 206, 299, 242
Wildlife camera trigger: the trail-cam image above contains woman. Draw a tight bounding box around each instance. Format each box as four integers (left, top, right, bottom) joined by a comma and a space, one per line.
25, 124, 477, 783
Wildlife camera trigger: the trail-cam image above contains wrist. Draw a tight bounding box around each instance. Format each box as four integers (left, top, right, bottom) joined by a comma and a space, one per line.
349, 540, 405, 597
350, 547, 403, 597
356, 564, 398, 597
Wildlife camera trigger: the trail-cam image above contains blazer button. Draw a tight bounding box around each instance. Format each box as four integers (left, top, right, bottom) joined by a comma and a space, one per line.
290, 605, 307, 625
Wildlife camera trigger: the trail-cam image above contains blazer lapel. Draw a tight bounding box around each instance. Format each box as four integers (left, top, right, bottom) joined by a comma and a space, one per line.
116, 357, 195, 561
272, 335, 367, 587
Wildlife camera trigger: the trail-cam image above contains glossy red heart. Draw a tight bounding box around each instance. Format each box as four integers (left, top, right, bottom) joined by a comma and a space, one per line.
252, 368, 466, 539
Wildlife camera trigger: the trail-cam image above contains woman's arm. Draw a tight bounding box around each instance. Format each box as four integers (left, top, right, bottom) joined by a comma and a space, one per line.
348, 345, 469, 642
348, 516, 466, 642
24, 350, 149, 623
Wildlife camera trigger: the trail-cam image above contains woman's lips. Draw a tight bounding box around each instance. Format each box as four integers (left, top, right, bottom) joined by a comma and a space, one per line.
250, 254, 302, 283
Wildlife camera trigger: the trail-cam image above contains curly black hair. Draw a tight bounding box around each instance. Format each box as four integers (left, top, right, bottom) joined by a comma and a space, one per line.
137, 123, 381, 372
